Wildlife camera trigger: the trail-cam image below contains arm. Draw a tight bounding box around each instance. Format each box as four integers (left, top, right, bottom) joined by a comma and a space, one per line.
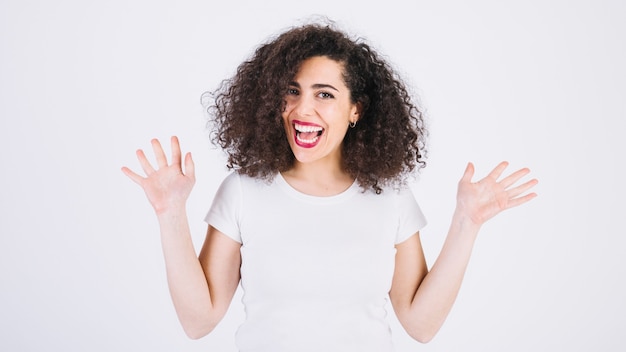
390, 161, 538, 343
122, 136, 241, 339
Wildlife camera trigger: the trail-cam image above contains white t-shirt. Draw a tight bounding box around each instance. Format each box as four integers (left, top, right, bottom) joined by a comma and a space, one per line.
205, 172, 426, 352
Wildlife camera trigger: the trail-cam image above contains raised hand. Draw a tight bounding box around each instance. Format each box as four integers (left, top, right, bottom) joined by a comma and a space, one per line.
456, 161, 538, 226
121, 136, 196, 215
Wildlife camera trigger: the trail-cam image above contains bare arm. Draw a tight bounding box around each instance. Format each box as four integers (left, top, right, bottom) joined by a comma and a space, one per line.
390, 161, 538, 343
122, 137, 241, 339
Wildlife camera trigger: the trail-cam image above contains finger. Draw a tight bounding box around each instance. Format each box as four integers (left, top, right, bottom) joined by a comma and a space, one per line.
506, 192, 538, 209
170, 136, 182, 168
121, 166, 145, 186
507, 178, 539, 199
136, 149, 156, 175
488, 161, 509, 181
500, 167, 531, 189
151, 138, 168, 168
460, 162, 475, 183
184, 152, 195, 181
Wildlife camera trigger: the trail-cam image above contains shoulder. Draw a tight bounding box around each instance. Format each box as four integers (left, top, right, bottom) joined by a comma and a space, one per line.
216, 171, 277, 198
365, 183, 415, 202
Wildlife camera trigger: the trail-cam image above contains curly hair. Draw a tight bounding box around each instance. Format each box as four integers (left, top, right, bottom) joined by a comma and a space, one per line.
206, 22, 427, 193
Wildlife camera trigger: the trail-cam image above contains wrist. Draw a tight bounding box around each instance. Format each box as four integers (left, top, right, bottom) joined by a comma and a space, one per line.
450, 208, 482, 238
156, 205, 188, 224
152, 196, 188, 215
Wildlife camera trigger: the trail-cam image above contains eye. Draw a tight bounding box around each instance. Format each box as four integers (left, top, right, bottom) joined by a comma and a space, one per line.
286, 88, 299, 96
318, 91, 334, 99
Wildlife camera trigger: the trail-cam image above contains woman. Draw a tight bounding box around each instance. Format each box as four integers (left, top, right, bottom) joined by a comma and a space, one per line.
122, 23, 537, 351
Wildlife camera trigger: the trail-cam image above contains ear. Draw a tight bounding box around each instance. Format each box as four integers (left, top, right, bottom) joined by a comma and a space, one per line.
350, 102, 362, 123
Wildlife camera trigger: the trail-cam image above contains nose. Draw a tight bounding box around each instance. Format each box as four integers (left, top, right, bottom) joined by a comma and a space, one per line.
291, 94, 315, 117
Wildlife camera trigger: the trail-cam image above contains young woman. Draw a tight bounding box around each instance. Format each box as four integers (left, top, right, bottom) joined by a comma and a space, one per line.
122, 23, 537, 351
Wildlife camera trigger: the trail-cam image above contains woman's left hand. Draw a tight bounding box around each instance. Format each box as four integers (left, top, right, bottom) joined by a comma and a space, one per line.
455, 161, 538, 226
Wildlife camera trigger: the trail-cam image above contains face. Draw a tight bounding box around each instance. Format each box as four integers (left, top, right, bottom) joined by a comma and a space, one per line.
282, 56, 360, 167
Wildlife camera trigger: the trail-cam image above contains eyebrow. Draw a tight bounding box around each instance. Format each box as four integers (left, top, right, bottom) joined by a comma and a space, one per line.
289, 81, 339, 92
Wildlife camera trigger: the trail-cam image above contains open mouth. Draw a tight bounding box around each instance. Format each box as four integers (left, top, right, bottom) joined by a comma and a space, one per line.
294, 121, 324, 147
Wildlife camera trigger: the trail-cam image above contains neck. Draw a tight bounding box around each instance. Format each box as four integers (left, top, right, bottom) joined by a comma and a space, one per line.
282, 159, 354, 197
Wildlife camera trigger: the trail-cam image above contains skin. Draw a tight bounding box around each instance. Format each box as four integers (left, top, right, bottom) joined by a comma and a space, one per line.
121, 56, 538, 342
122, 137, 241, 338
390, 161, 537, 342
281, 56, 360, 196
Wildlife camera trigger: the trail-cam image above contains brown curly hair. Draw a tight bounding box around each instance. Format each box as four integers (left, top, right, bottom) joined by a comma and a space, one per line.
206, 22, 427, 194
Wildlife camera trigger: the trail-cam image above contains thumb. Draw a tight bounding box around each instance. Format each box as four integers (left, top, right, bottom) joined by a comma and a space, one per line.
460, 162, 475, 183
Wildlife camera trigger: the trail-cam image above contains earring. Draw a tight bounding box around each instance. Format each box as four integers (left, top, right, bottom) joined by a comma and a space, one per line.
349, 121, 357, 128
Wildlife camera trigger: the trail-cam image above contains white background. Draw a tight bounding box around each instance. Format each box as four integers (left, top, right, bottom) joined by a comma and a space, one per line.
1, 0, 624, 351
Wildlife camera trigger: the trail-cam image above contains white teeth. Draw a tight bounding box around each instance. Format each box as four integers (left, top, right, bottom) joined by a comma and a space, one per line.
294, 123, 323, 133
296, 135, 320, 143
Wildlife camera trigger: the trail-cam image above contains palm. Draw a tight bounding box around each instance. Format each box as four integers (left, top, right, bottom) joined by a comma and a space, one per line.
456, 162, 538, 226
122, 137, 196, 215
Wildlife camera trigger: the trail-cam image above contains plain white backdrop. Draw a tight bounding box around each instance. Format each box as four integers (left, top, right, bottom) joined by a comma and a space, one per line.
1, 0, 624, 351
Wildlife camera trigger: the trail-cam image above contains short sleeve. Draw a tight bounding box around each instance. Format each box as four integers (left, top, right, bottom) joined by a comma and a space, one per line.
395, 187, 427, 244
204, 173, 243, 243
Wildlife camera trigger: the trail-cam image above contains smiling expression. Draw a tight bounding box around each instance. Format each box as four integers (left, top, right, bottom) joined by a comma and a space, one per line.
282, 56, 360, 167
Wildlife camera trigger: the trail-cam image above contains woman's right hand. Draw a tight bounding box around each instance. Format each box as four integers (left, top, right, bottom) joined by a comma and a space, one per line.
122, 136, 196, 215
